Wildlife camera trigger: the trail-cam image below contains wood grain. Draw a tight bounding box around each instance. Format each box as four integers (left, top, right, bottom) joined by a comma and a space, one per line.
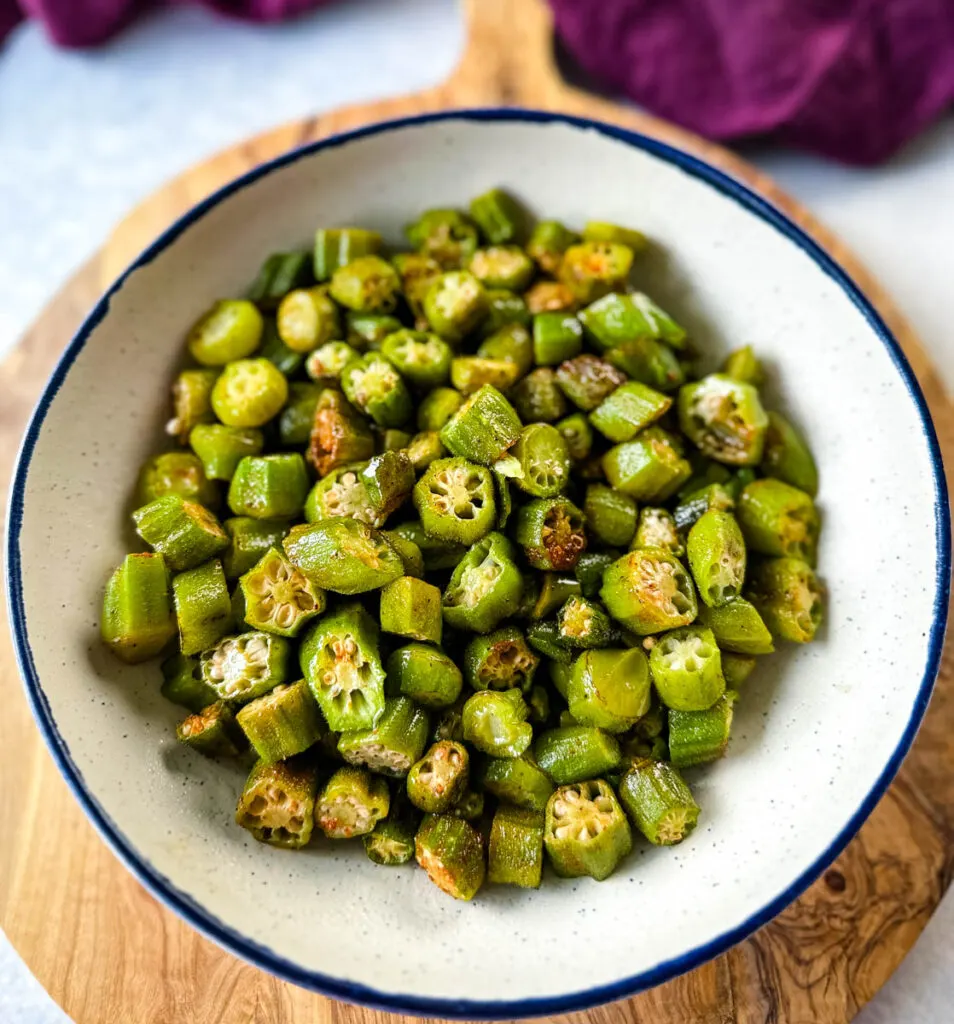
1, 1, 952, 1022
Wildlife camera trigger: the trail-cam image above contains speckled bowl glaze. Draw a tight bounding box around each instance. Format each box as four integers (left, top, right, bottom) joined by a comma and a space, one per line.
6, 111, 950, 1018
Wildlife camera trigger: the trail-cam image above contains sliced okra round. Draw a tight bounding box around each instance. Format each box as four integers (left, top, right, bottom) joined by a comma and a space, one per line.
512, 368, 568, 424
176, 701, 245, 758
166, 368, 218, 442
557, 596, 616, 649
136, 451, 218, 510
329, 255, 401, 313
746, 556, 824, 644
413, 456, 496, 546
406, 208, 480, 269
418, 387, 465, 433
442, 531, 524, 634
414, 813, 486, 901
133, 493, 229, 572
677, 373, 768, 466
600, 547, 698, 635
619, 759, 700, 846
602, 428, 693, 502
423, 270, 488, 343
172, 559, 232, 656
469, 245, 535, 291
469, 188, 526, 245
687, 508, 747, 608
316, 766, 390, 839
211, 358, 289, 428
239, 547, 325, 638
558, 242, 634, 304
200, 630, 293, 703
450, 355, 522, 395
227, 453, 310, 520
380, 576, 443, 644
406, 740, 470, 813
527, 219, 580, 275
276, 286, 341, 353
525, 280, 577, 315
488, 805, 545, 889
633, 506, 683, 556
189, 424, 264, 483
380, 329, 452, 389
187, 299, 263, 366
461, 689, 532, 758
463, 627, 540, 692
477, 322, 533, 375
307, 387, 375, 477
222, 516, 289, 580
668, 694, 736, 768
544, 779, 632, 880
305, 339, 360, 383
236, 679, 324, 763
338, 696, 431, 777
340, 352, 413, 429
737, 478, 820, 565
649, 625, 726, 711
101, 553, 176, 664
284, 518, 404, 594
386, 643, 463, 709
304, 464, 376, 526
512, 424, 571, 499
235, 758, 319, 849
514, 497, 588, 572
567, 647, 651, 732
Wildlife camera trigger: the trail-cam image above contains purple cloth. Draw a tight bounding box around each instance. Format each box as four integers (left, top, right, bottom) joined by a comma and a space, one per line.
549, 0, 954, 165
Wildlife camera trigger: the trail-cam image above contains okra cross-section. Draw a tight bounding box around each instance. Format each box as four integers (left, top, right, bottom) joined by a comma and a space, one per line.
283, 518, 404, 594
133, 494, 229, 573
136, 451, 218, 507
463, 627, 540, 692
236, 758, 320, 849
338, 696, 430, 777
442, 531, 524, 634
559, 242, 634, 304
101, 552, 176, 664
413, 457, 496, 546
200, 630, 292, 704
600, 548, 698, 634
305, 464, 377, 526
407, 740, 470, 813
619, 758, 700, 846
236, 679, 324, 763
329, 255, 401, 313
461, 689, 533, 758
746, 556, 824, 643
514, 497, 587, 572
211, 358, 289, 429
678, 374, 768, 466
240, 547, 325, 637
424, 270, 489, 342
341, 353, 413, 429
687, 508, 747, 608
557, 595, 616, 649
415, 814, 486, 901
511, 424, 571, 499
650, 625, 726, 711
544, 780, 632, 880
176, 701, 245, 758
316, 766, 390, 839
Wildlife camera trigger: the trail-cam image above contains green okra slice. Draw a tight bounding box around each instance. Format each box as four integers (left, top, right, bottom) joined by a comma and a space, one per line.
534, 725, 621, 784
746, 556, 824, 643
406, 209, 480, 269
526, 620, 572, 664
590, 381, 672, 444
276, 286, 341, 353
279, 383, 322, 447
379, 329, 452, 389
761, 411, 819, 497
555, 354, 628, 412
406, 431, 446, 472
511, 424, 571, 499
299, 602, 385, 731
440, 384, 522, 466
392, 252, 444, 320
488, 806, 545, 888
412, 456, 496, 545
582, 220, 648, 251
567, 647, 651, 732
247, 250, 311, 309
380, 576, 443, 644
478, 322, 533, 375
201, 630, 292, 703
650, 626, 725, 711
239, 547, 325, 638
559, 242, 634, 304
514, 497, 588, 571
338, 696, 430, 777
283, 518, 404, 594
415, 813, 486, 900
407, 740, 470, 813
630, 291, 687, 347
463, 627, 540, 692
235, 679, 323, 762
313, 227, 382, 281
227, 454, 310, 520
442, 531, 524, 634
480, 289, 532, 337
633, 507, 683, 556
136, 451, 218, 508
722, 652, 757, 688
133, 494, 229, 572
176, 701, 244, 758
391, 520, 468, 572
222, 516, 289, 579
329, 255, 400, 313
606, 335, 685, 393
166, 368, 218, 443
544, 779, 632, 880
259, 318, 305, 376
469, 245, 535, 291
527, 219, 580, 274
600, 547, 697, 635
305, 339, 359, 384
477, 754, 555, 812
381, 529, 426, 579
575, 551, 619, 600
512, 368, 569, 424
424, 270, 489, 343
172, 559, 232, 656
721, 344, 763, 386
557, 596, 616, 650
236, 758, 319, 849
308, 387, 376, 477
697, 597, 774, 655
668, 694, 735, 768
316, 766, 390, 838
533, 312, 584, 365
673, 483, 735, 533
189, 424, 264, 483
340, 352, 412, 429
346, 311, 404, 349
470, 188, 526, 245
686, 508, 747, 608
737, 478, 820, 565
532, 572, 582, 620
102, 553, 176, 663
678, 374, 768, 466
386, 643, 463, 709
187, 299, 263, 366
549, 659, 572, 699
161, 652, 218, 712
417, 387, 464, 433
211, 358, 289, 429
360, 450, 415, 522
557, 412, 594, 463
618, 759, 699, 846
450, 355, 522, 395
462, 689, 532, 758
602, 428, 693, 502
364, 793, 421, 866
584, 483, 638, 548
304, 464, 377, 526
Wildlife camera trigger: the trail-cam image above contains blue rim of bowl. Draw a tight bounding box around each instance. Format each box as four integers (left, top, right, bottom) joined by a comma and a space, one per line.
5, 107, 951, 1019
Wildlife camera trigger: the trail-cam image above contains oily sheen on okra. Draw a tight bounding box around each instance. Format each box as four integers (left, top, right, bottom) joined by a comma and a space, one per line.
101, 189, 824, 901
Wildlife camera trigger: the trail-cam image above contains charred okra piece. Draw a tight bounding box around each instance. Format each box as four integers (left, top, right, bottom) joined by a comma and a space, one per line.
514, 497, 587, 571
527, 219, 580, 274
463, 627, 540, 691
380, 576, 443, 644
602, 428, 693, 502
313, 227, 382, 281
746, 556, 824, 643
341, 352, 413, 429
559, 242, 634, 304
737, 478, 820, 565
171, 559, 232, 656
533, 725, 621, 785
440, 384, 522, 466
442, 531, 524, 633
102, 553, 176, 663
187, 299, 263, 366
380, 329, 452, 389
236, 758, 319, 849
477, 754, 555, 812
618, 759, 699, 845
133, 494, 229, 572
386, 643, 463, 709
650, 626, 725, 711
544, 780, 632, 880
316, 766, 390, 838
277, 286, 341, 353
228, 454, 310, 520
283, 518, 404, 594
329, 255, 401, 313
633, 507, 683, 555
166, 368, 218, 442
412, 456, 496, 545
211, 358, 288, 428
469, 245, 535, 291
236, 679, 323, 762
308, 387, 376, 476
201, 630, 292, 703
512, 368, 568, 424
697, 597, 774, 655
686, 509, 746, 607
160, 652, 218, 712
407, 740, 470, 812
424, 270, 489, 343
762, 411, 819, 497
176, 701, 244, 758
462, 689, 532, 758
678, 374, 768, 466
489, 806, 545, 888
668, 694, 735, 768
338, 696, 431, 777
239, 547, 325, 638
415, 813, 486, 900
136, 451, 217, 507
406, 208, 480, 269
600, 548, 697, 634
300, 603, 386, 731
590, 382, 672, 443
189, 424, 264, 482
584, 483, 638, 547
567, 647, 651, 732
557, 596, 616, 649
222, 516, 288, 579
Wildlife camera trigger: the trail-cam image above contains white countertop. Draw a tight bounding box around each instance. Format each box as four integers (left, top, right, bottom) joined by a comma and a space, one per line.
1, 1, 952, 1020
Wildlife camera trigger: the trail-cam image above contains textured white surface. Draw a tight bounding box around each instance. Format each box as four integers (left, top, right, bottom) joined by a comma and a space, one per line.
1, 2, 953, 1022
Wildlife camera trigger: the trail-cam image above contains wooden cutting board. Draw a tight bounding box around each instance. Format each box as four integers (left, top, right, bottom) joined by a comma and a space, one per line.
1, 2, 952, 1021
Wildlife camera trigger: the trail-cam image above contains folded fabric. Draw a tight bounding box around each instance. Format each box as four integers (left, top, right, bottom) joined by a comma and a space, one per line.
548, 0, 954, 165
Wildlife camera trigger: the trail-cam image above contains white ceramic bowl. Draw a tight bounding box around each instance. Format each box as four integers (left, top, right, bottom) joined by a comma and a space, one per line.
6, 111, 950, 1018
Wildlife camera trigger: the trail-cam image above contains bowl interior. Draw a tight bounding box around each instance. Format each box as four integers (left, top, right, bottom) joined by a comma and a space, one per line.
7, 114, 947, 1014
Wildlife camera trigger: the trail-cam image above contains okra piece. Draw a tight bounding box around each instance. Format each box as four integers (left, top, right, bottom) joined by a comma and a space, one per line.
379, 329, 452, 389
514, 497, 587, 571
170, 558, 232, 655
424, 270, 489, 343
674, 483, 735, 532
533, 312, 584, 365
138, 455, 217, 515
346, 311, 404, 349
532, 572, 582, 620
450, 355, 522, 395
633, 507, 683, 555
534, 725, 621, 784
668, 694, 735, 768
469, 188, 526, 245
259, 318, 305, 376
160, 652, 218, 712
762, 411, 819, 497
392, 251, 443, 319
187, 299, 263, 366
527, 219, 580, 275
630, 292, 688, 348
407, 740, 470, 812
557, 596, 616, 650
477, 322, 534, 375
313, 227, 382, 281
600, 548, 698, 634
605, 335, 685, 392
364, 796, 420, 865
413, 456, 496, 545
526, 620, 572, 664
590, 381, 672, 443
575, 551, 618, 600
686, 508, 747, 608
236, 679, 323, 762
381, 529, 426, 579
201, 630, 292, 703
227, 454, 310, 520
386, 643, 463, 709
222, 516, 288, 579
559, 242, 634, 304
527, 683, 550, 724
305, 465, 376, 526
406, 209, 480, 269
329, 255, 401, 313
602, 428, 693, 502
392, 520, 468, 572
678, 374, 768, 466
512, 368, 569, 424
462, 689, 532, 758
584, 483, 638, 547
480, 288, 532, 337
279, 383, 322, 447
380, 576, 443, 644
417, 387, 464, 433
102, 552, 176, 663
239, 547, 325, 638
361, 450, 415, 521
236, 758, 319, 849
544, 780, 632, 880
619, 759, 699, 846
746, 556, 824, 643
698, 597, 774, 655
469, 245, 535, 291
512, 424, 571, 499
189, 424, 264, 482
440, 384, 522, 466
737, 478, 820, 565
308, 387, 375, 476
583, 220, 648, 252
525, 280, 577, 315
338, 695, 430, 776
133, 494, 229, 572
478, 754, 555, 812
341, 352, 413, 429
211, 358, 288, 428
450, 789, 485, 821
431, 699, 466, 744
405, 431, 445, 473
166, 368, 218, 442
247, 250, 311, 308
555, 354, 628, 411
299, 603, 385, 730
176, 701, 244, 758
650, 626, 725, 711
721, 344, 763, 386
305, 339, 359, 383
722, 652, 757, 688
415, 813, 486, 900
557, 412, 594, 462
316, 766, 390, 838
567, 647, 651, 732
284, 518, 403, 593
277, 286, 341, 353
488, 806, 545, 888
463, 627, 540, 691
